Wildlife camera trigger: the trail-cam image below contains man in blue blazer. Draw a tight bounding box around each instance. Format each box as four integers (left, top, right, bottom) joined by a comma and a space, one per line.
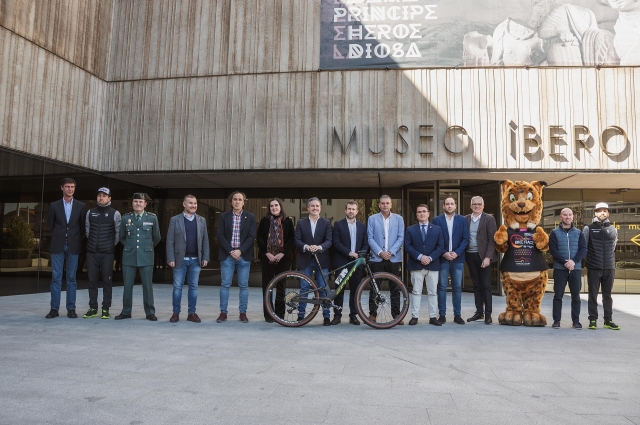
367, 195, 405, 323
331, 201, 369, 325
216, 191, 256, 323
432, 197, 469, 325
295, 197, 333, 325
405, 204, 446, 326
46, 178, 87, 319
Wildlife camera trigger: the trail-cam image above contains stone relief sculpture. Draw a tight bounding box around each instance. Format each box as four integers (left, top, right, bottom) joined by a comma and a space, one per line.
490, 18, 546, 65
602, 0, 640, 65
462, 32, 493, 66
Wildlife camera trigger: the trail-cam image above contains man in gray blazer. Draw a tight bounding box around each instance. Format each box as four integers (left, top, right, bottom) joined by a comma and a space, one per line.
166, 195, 210, 323
465, 196, 498, 325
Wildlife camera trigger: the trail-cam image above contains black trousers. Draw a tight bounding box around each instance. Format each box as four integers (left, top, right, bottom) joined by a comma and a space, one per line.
86, 252, 114, 309
333, 266, 363, 318
466, 252, 492, 315
587, 268, 614, 321
261, 257, 291, 320
369, 260, 401, 317
552, 268, 582, 323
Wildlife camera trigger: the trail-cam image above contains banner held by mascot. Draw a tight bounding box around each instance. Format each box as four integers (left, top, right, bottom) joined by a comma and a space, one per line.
494, 180, 549, 326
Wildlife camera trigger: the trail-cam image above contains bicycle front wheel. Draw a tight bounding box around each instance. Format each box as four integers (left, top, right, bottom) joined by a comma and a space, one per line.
265, 271, 320, 327
355, 272, 409, 329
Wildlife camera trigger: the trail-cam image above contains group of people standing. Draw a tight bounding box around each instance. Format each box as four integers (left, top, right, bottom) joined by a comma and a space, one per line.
44, 177, 621, 330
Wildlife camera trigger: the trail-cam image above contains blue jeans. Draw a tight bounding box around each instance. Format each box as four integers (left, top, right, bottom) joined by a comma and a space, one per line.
220, 256, 250, 314
50, 244, 79, 311
172, 258, 202, 314
438, 260, 463, 317
299, 263, 330, 319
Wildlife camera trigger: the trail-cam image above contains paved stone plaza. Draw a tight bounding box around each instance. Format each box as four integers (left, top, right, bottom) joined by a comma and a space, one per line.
1, 285, 639, 425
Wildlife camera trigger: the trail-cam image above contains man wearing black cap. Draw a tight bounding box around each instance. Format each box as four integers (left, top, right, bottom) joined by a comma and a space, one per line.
115, 193, 161, 321
83, 188, 121, 319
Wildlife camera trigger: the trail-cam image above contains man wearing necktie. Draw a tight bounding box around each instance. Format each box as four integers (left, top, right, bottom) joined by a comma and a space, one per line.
404, 204, 445, 326
115, 193, 161, 321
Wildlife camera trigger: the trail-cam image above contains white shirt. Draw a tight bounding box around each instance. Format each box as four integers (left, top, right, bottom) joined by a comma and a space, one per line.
445, 214, 455, 252
347, 219, 357, 253
383, 214, 390, 252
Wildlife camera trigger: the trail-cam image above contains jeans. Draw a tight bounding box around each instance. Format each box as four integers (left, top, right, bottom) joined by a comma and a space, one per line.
438, 260, 463, 317
299, 262, 330, 319
50, 243, 79, 311
552, 268, 582, 323
220, 256, 251, 314
172, 257, 202, 314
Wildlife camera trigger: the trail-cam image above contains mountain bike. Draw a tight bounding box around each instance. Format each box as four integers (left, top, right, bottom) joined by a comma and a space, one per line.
264, 251, 408, 329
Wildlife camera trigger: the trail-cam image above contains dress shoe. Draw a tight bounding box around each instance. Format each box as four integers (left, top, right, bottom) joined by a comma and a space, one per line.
330, 316, 342, 325
429, 317, 442, 326
67, 310, 78, 319
438, 314, 446, 324
216, 312, 227, 323
349, 316, 360, 325
187, 313, 201, 323
45, 309, 59, 319
454, 315, 465, 325
114, 314, 131, 320
485, 315, 492, 325
146, 314, 158, 321
393, 314, 404, 325
369, 315, 377, 323
467, 312, 484, 322
323, 317, 331, 326
297, 316, 305, 322
239, 313, 249, 323
265, 317, 274, 323
408, 317, 418, 326
170, 313, 179, 323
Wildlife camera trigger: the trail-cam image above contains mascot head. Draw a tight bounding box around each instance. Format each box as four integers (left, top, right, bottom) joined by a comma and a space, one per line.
500, 180, 547, 230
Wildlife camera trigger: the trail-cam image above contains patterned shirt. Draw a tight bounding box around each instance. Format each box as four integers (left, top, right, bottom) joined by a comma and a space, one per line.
231, 210, 242, 248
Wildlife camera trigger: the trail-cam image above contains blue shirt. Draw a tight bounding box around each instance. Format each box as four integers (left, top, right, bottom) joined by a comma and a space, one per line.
63, 198, 73, 224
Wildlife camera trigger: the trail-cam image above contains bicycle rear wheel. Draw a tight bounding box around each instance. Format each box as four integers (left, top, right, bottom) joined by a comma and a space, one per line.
355, 272, 409, 329
265, 271, 320, 327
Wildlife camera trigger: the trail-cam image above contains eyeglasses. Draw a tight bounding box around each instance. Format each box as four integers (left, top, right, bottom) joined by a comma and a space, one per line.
471, 203, 483, 206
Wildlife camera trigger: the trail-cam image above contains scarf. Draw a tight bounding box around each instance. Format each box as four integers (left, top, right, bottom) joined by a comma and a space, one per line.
267, 216, 284, 255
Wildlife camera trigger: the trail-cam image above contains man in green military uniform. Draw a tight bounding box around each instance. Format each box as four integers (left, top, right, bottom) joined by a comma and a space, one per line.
115, 193, 161, 321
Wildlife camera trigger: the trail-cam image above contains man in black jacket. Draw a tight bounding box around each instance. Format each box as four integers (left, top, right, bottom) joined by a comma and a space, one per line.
46, 178, 87, 319
583, 202, 620, 330
83, 188, 121, 319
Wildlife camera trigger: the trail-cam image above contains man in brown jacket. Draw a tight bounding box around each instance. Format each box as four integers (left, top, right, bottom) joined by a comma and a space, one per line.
465, 196, 498, 324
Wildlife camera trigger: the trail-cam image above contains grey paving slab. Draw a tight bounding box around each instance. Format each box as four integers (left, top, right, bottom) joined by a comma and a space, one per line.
0, 285, 639, 425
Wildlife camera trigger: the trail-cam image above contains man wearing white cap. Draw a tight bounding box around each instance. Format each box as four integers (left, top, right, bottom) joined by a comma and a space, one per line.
83, 187, 121, 319
582, 202, 620, 330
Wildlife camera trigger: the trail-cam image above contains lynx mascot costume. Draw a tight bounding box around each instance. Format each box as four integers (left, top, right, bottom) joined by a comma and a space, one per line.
494, 180, 549, 326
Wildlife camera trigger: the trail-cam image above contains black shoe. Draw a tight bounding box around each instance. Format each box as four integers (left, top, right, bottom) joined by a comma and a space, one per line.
83, 308, 98, 319
454, 315, 465, 325
323, 318, 331, 326
438, 314, 446, 324
67, 310, 78, 318
114, 313, 131, 320
484, 315, 492, 325
552, 321, 560, 329
408, 317, 418, 326
429, 317, 442, 326
146, 314, 158, 321
349, 316, 360, 325
297, 316, 305, 322
46, 309, 59, 319
604, 320, 620, 330
572, 322, 582, 329
265, 317, 274, 323
467, 312, 484, 322
330, 316, 342, 325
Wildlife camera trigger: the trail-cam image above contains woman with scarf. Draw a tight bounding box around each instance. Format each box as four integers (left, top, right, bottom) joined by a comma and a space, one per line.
257, 198, 295, 322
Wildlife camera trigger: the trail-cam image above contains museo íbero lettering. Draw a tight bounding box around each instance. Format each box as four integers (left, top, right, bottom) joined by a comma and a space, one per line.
320, 0, 640, 69
332, 122, 631, 161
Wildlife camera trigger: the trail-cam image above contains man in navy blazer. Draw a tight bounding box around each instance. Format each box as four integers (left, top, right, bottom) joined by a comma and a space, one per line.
367, 195, 405, 323
405, 204, 446, 326
432, 197, 469, 324
46, 177, 87, 319
330, 201, 368, 325
295, 197, 332, 325
216, 191, 256, 323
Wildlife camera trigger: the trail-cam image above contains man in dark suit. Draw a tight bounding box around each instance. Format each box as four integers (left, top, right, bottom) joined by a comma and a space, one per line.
405, 204, 446, 326
46, 177, 87, 319
465, 196, 498, 325
115, 193, 161, 321
295, 197, 333, 325
166, 195, 210, 323
432, 197, 469, 325
216, 191, 256, 323
330, 200, 368, 325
